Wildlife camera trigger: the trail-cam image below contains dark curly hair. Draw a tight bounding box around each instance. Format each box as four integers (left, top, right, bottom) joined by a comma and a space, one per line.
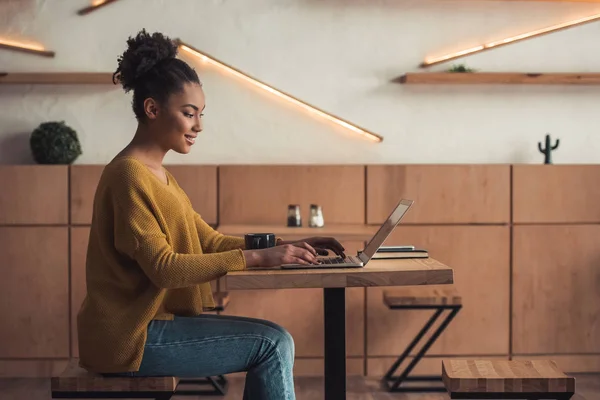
113, 29, 201, 120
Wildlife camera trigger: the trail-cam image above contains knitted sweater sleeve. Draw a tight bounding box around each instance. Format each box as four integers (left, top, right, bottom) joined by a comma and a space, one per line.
194, 213, 246, 253
111, 173, 246, 289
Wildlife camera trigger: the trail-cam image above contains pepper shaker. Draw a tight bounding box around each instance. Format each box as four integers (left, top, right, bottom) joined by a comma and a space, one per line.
287, 204, 302, 227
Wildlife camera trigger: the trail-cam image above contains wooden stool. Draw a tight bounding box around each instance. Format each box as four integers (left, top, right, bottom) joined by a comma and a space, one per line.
442, 359, 576, 399
51, 359, 178, 399
381, 285, 462, 392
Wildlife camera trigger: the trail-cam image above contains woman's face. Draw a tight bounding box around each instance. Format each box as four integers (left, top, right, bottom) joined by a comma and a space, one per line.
145, 82, 206, 154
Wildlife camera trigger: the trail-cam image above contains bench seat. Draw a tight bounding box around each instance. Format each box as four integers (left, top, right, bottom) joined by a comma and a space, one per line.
442, 359, 576, 399
51, 359, 178, 399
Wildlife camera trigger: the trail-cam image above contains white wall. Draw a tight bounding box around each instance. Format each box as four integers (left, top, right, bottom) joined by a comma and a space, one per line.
1, 0, 600, 165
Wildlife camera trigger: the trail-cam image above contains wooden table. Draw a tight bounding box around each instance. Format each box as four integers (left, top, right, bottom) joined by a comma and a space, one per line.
223, 257, 454, 400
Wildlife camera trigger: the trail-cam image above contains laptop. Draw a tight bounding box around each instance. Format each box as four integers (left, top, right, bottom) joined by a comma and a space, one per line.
280, 198, 414, 269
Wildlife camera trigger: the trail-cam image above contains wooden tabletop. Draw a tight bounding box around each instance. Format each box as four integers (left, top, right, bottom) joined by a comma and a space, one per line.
223, 257, 454, 290
217, 224, 378, 241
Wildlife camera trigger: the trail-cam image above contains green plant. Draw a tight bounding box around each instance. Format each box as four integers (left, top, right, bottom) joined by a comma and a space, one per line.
446, 64, 477, 73
30, 121, 82, 164
538, 133, 559, 164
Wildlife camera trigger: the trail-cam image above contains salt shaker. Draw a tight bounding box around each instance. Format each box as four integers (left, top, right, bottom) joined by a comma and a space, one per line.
309, 204, 324, 228
287, 204, 302, 227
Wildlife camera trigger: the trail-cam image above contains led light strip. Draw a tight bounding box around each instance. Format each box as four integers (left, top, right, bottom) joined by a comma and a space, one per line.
421, 13, 600, 67
176, 39, 383, 143
77, 0, 121, 16
0, 38, 55, 57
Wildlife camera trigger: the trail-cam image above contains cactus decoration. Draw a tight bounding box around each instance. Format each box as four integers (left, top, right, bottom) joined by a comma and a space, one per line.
538, 134, 560, 164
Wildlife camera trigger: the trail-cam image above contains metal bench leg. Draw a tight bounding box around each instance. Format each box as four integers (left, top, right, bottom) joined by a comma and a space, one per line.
383, 304, 462, 392
177, 375, 228, 396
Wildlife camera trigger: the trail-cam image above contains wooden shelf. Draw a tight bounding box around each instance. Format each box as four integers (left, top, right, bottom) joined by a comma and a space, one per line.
0, 72, 115, 84
216, 224, 379, 242
396, 72, 600, 85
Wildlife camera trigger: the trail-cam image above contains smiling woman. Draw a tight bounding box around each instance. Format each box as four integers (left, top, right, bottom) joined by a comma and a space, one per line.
75, 29, 344, 400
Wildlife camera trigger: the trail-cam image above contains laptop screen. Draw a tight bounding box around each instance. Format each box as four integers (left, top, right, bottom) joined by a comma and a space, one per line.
358, 199, 413, 263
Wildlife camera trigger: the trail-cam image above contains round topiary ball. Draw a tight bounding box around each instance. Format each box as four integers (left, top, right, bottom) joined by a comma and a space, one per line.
30, 121, 82, 164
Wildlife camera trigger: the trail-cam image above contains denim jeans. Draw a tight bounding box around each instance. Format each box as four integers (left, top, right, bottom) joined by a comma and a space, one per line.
109, 314, 296, 400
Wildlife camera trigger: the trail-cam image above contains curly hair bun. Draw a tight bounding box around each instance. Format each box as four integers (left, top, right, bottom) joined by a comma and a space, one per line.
113, 29, 178, 92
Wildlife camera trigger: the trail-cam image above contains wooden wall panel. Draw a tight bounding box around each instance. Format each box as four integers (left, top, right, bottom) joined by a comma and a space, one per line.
0, 166, 68, 224
513, 165, 600, 223
70, 227, 90, 357
0, 227, 69, 358
71, 165, 218, 225
513, 225, 600, 354
367, 226, 510, 357
221, 241, 365, 358
165, 165, 218, 225
366, 165, 510, 224
70, 165, 104, 225
219, 166, 365, 225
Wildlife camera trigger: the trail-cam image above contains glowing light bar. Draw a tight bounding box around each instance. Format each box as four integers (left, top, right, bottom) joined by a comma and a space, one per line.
77, 0, 121, 15
421, 13, 600, 67
175, 39, 383, 143
0, 38, 55, 57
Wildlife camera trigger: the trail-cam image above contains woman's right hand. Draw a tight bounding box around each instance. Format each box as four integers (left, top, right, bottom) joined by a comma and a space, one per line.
243, 244, 319, 269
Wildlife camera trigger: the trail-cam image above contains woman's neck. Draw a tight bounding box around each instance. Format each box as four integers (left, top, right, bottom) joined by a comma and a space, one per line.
117, 125, 167, 170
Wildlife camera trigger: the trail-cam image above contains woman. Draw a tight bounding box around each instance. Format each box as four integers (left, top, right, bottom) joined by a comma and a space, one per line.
76, 29, 345, 400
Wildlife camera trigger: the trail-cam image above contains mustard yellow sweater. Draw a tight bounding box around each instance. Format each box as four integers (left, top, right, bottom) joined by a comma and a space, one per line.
77, 156, 247, 373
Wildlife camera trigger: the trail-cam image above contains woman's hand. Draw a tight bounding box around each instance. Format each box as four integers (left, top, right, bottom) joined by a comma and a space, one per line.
242, 244, 319, 269
278, 237, 346, 258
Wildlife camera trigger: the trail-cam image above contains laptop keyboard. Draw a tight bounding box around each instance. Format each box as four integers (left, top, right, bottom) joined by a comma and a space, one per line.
318, 256, 346, 264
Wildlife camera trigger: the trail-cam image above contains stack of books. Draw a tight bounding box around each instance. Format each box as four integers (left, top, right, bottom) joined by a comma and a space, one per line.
360, 245, 429, 260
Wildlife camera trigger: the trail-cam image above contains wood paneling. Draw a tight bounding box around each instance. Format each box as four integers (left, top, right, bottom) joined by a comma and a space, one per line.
70, 166, 104, 225
512, 225, 600, 354
71, 165, 218, 225
219, 166, 365, 225
367, 226, 510, 357
0, 360, 69, 378
0, 166, 68, 225
513, 165, 600, 223
222, 241, 365, 358
70, 227, 90, 357
165, 165, 218, 225
0, 227, 69, 358
366, 165, 510, 224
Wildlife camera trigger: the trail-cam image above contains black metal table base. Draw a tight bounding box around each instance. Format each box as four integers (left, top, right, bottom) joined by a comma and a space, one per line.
324, 287, 346, 400
177, 375, 228, 396
382, 303, 462, 392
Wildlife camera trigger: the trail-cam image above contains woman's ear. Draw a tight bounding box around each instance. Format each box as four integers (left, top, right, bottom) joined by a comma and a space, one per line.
143, 98, 159, 120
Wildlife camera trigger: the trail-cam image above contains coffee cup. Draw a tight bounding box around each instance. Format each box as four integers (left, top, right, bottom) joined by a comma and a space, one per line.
244, 233, 276, 249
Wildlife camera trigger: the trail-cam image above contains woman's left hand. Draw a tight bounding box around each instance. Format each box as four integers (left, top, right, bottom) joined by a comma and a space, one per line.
278, 237, 346, 258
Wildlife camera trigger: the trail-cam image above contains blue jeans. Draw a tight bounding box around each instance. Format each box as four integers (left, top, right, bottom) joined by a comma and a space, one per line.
110, 314, 296, 400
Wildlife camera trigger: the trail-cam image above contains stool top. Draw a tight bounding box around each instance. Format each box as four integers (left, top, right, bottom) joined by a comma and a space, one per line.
384, 285, 462, 307
51, 359, 178, 393
442, 359, 575, 394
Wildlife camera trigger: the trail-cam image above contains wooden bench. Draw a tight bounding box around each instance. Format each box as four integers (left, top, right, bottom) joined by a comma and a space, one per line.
442, 359, 576, 400
381, 285, 463, 392
51, 359, 179, 399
